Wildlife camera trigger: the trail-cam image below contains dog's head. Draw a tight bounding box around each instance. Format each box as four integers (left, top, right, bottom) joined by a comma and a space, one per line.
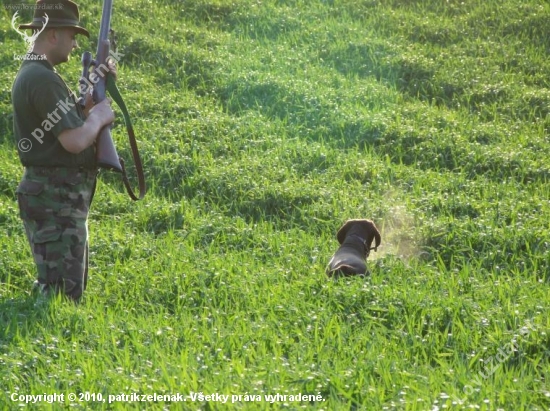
336, 219, 381, 256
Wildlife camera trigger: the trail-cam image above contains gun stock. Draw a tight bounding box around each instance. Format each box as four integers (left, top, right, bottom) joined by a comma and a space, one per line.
96, 126, 122, 171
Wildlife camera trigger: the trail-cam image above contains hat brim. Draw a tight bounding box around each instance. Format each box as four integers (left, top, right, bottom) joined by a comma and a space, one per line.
18, 23, 90, 38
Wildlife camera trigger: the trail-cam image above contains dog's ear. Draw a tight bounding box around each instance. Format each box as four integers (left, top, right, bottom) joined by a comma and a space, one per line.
363, 220, 381, 252
336, 220, 356, 244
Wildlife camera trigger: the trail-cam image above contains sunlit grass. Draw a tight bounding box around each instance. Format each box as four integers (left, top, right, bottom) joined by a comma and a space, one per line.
0, 0, 549, 409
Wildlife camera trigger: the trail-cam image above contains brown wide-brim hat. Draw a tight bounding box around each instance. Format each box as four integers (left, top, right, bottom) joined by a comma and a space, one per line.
18, 0, 89, 38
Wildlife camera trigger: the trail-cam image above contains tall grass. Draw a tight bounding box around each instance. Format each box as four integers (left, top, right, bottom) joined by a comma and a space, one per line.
0, 0, 549, 409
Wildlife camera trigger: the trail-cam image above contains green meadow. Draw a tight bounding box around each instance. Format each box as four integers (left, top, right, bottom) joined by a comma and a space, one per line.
1, 0, 549, 409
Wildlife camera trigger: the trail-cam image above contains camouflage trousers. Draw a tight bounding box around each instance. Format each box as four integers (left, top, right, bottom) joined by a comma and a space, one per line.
16, 166, 98, 301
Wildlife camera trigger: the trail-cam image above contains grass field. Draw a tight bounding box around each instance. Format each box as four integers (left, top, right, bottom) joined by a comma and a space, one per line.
1, 0, 549, 409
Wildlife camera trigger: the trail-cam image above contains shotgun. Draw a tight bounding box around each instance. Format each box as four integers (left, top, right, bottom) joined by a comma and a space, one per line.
79, 0, 146, 200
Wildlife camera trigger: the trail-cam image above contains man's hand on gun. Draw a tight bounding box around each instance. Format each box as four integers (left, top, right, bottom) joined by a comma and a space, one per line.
90, 98, 115, 128
83, 59, 117, 118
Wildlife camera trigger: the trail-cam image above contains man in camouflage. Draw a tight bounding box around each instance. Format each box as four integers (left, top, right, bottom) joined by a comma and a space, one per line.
12, 0, 115, 301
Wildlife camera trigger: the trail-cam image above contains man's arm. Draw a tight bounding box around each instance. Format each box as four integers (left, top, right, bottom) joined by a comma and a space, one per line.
58, 98, 115, 154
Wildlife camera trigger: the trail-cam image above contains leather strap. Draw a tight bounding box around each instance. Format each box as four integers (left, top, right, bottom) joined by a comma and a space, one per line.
106, 74, 146, 200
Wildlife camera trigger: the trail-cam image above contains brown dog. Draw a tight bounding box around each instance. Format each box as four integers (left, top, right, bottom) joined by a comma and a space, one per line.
326, 219, 381, 277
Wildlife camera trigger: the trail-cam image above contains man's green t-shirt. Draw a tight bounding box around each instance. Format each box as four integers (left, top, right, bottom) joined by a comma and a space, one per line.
12, 56, 96, 168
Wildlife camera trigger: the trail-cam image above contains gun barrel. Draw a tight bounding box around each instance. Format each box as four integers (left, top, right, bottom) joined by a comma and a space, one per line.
97, 0, 113, 56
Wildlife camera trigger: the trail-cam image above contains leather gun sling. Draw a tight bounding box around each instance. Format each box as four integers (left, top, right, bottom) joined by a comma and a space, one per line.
106, 74, 146, 201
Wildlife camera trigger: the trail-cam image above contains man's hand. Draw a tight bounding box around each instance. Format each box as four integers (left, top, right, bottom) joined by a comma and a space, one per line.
82, 88, 94, 117
59, 98, 115, 154
107, 58, 117, 81
89, 98, 115, 127
83, 60, 116, 117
